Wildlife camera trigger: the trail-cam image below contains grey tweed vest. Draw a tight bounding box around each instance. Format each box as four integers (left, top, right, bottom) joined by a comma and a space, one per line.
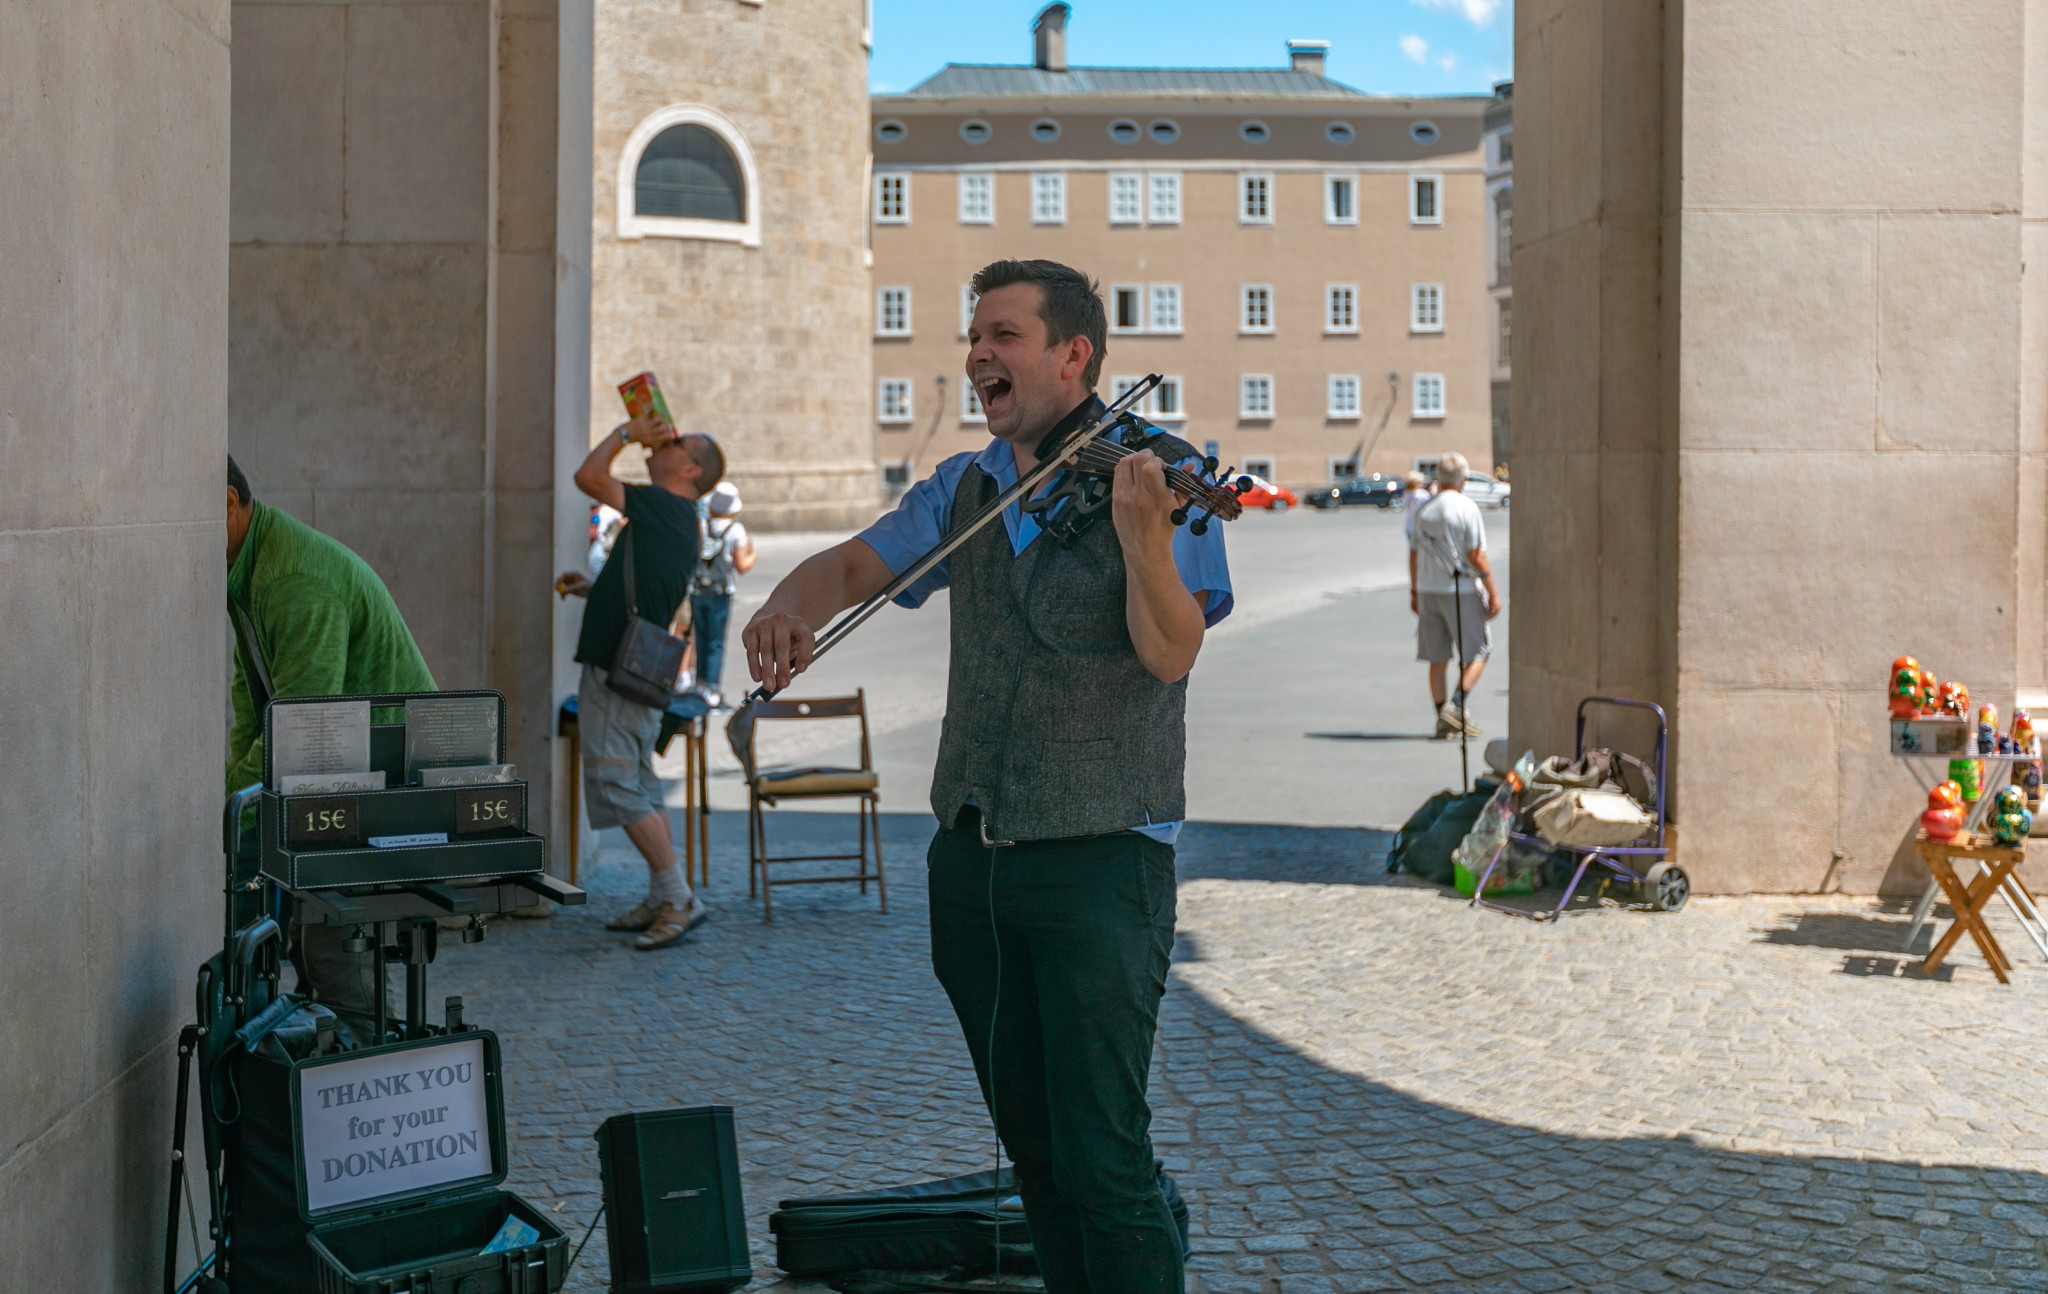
930, 426, 1199, 842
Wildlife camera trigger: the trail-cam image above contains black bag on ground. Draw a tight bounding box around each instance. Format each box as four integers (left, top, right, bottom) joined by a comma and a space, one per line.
1386, 788, 1491, 886
772, 1166, 1189, 1279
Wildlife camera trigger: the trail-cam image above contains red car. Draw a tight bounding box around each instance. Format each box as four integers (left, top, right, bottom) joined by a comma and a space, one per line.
1235, 474, 1299, 510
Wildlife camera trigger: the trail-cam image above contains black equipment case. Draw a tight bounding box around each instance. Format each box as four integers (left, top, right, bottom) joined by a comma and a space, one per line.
769, 1166, 1190, 1278
594, 1107, 752, 1293
226, 1027, 566, 1294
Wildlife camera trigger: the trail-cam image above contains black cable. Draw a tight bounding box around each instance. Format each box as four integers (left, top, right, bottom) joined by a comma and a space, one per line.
565, 1203, 605, 1275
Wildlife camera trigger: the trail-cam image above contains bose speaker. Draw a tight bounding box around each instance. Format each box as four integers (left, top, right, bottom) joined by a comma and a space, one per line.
596, 1106, 751, 1293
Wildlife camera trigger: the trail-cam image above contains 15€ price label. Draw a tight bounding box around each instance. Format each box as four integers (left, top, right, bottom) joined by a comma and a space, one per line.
455, 786, 521, 836
288, 796, 362, 848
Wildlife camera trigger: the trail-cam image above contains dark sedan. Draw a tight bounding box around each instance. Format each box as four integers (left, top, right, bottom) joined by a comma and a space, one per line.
1307, 474, 1404, 509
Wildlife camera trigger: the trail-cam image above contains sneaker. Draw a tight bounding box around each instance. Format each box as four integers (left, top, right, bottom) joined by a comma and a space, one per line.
1439, 701, 1483, 738
1434, 714, 1457, 740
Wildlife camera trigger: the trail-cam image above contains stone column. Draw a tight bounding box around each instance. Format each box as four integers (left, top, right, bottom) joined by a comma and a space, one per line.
0, 0, 229, 1282
230, 0, 593, 849
1513, 0, 2048, 892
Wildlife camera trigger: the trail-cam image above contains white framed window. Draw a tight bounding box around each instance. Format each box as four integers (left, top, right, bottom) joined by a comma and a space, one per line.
1148, 284, 1182, 334
1148, 172, 1182, 224
1327, 455, 1362, 481
1032, 172, 1066, 225
1240, 172, 1273, 224
958, 172, 994, 224
1325, 173, 1358, 225
1152, 376, 1185, 421
1240, 284, 1273, 334
876, 286, 911, 337
617, 103, 763, 246
1110, 285, 1145, 333
1240, 455, 1276, 481
1325, 284, 1357, 334
878, 378, 914, 423
1109, 172, 1143, 225
1497, 202, 1513, 275
961, 381, 986, 423
960, 284, 978, 337
1411, 283, 1443, 332
1410, 173, 1442, 225
1498, 299, 1512, 366
875, 170, 909, 224
882, 461, 912, 488
1412, 372, 1445, 418
1240, 375, 1274, 418
1327, 374, 1362, 419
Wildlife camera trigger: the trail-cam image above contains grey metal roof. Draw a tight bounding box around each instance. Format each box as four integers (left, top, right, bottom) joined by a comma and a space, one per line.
897, 64, 1373, 100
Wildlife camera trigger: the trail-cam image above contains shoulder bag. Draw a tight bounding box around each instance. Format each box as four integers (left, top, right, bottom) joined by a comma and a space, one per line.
605, 526, 688, 709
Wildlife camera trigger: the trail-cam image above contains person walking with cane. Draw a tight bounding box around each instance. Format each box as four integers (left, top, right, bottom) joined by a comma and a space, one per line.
1410, 452, 1501, 741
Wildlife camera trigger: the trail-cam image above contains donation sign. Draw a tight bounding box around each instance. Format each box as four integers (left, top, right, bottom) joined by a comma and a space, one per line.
299, 1036, 493, 1214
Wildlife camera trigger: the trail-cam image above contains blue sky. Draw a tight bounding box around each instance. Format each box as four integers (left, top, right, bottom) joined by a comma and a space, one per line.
869, 0, 1512, 98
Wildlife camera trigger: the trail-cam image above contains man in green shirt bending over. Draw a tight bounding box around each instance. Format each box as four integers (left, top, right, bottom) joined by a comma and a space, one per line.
226, 456, 436, 1031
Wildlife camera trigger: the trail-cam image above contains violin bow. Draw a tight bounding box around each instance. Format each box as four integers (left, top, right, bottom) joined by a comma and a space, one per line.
726, 375, 1163, 759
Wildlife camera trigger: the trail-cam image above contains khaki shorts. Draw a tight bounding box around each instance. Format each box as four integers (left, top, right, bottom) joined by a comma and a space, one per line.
577, 663, 667, 830
1417, 591, 1491, 665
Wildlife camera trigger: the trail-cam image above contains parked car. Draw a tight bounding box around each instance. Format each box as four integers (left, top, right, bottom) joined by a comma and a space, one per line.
1463, 472, 1512, 508
1308, 474, 1404, 510
1234, 474, 1299, 510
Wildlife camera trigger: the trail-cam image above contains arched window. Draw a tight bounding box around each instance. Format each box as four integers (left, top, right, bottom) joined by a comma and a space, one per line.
617, 105, 761, 246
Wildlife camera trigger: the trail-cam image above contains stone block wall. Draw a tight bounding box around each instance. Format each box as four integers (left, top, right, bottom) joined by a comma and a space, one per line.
0, 0, 230, 1283
1512, 0, 2048, 893
592, 0, 880, 532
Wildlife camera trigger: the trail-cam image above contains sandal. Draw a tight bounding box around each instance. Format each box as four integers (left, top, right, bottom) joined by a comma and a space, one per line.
605, 901, 660, 933
633, 899, 710, 952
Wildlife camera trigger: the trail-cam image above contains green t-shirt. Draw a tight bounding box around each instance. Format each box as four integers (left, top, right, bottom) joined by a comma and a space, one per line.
575, 483, 702, 668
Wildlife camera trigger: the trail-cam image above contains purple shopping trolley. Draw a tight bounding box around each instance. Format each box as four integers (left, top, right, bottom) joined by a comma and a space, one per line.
1469, 695, 1688, 920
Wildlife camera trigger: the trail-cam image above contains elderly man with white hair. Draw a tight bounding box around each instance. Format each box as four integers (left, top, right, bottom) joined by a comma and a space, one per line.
1409, 452, 1502, 738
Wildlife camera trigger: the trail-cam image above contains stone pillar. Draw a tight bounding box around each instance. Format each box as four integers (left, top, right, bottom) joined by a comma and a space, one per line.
230, 0, 593, 849
0, 0, 229, 1283
1513, 0, 2048, 892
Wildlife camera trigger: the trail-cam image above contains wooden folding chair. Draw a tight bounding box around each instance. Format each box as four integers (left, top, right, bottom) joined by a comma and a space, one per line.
736, 692, 886, 921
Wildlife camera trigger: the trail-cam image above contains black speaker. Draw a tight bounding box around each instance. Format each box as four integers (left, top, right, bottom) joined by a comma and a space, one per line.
596, 1106, 751, 1293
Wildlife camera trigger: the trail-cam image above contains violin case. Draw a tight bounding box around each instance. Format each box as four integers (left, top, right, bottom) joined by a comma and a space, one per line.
768, 1165, 1189, 1278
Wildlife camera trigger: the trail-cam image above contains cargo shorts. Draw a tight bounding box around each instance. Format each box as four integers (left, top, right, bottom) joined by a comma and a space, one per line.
577, 663, 668, 830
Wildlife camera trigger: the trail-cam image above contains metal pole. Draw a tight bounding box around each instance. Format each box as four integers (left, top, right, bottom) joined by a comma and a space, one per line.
1454, 566, 1470, 794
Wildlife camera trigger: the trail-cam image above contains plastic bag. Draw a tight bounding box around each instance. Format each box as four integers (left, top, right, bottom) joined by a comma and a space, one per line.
1452, 753, 1535, 878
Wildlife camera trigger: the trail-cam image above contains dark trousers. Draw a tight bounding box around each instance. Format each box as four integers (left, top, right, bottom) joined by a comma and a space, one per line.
690, 590, 732, 691
927, 814, 1183, 1294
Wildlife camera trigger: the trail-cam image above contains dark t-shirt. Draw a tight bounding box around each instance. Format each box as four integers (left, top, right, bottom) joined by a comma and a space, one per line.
575, 484, 702, 668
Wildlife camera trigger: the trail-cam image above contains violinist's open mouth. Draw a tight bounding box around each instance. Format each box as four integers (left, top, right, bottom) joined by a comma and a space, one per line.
977, 375, 1014, 420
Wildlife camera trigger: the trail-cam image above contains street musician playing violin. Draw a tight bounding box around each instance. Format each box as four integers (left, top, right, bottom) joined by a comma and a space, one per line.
742, 259, 1230, 1292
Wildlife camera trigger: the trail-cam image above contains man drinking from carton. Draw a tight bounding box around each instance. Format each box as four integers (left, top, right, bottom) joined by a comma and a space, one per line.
556, 381, 727, 951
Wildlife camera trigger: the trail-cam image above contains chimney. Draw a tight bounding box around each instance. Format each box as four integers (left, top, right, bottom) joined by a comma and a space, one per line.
1287, 39, 1329, 76
1034, 3, 1070, 73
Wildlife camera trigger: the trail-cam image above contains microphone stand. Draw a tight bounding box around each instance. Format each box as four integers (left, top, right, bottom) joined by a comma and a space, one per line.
726, 376, 1162, 757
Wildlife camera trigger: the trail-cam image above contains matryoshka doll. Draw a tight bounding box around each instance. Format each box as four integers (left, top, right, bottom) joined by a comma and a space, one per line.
2016, 710, 2043, 811
1991, 785, 2033, 846
1919, 670, 1940, 715
1890, 665, 1923, 720
1939, 681, 1971, 720
1949, 757, 1983, 802
1980, 703, 2000, 754
1923, 782, 1965, 842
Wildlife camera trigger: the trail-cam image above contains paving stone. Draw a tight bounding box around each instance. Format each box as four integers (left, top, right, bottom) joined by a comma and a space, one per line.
432, 815, 2048, 1290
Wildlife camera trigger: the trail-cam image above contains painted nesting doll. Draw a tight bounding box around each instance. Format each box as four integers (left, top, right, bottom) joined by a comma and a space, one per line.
1939, 681, 1971, 720
1890, 665, 1924, 720
1980, 703, 2000, 754
1949, 757, 1983, 801
1919, 670, 1941, 715
1923, 784, 1965, 842
1991, 786, 2034, 846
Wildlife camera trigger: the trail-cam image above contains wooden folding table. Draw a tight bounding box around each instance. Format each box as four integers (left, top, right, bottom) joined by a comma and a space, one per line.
1916, 833, 2028, 984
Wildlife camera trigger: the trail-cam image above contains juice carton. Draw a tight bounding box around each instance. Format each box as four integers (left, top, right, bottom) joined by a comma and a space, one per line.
617, 372, 678, 443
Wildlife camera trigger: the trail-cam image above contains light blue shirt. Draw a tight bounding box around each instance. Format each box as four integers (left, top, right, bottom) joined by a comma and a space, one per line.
854, 429, 1233, 845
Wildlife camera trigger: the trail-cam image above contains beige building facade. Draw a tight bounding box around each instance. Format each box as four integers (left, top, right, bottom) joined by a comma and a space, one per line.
1511, 0, 2048, 893
870, 7, 1493, 491
591, 0, 880, 531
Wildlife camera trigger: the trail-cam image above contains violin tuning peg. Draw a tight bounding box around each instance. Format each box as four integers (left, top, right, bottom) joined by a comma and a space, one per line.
1203, 455, 1219, 473
1235, 476, 1253, 494
1190, 517, 1210, 537
1170, 507, 1189, 527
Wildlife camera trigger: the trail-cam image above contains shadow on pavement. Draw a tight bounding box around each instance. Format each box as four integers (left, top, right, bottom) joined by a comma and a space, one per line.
1302, 731, 1442, 743
468, 812, 2048, 1291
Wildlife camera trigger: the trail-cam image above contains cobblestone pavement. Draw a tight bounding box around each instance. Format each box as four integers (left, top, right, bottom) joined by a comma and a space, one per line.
439, 813, 2048, 1293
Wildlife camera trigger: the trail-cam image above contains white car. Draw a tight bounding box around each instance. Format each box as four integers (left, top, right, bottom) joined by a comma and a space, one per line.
1463, 473, 1512, 508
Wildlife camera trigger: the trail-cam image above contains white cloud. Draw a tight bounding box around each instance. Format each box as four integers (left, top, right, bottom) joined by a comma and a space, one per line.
1438, 53, 1460, 72
1413, 0, 1503, 26
1399, 33, 1429, 64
